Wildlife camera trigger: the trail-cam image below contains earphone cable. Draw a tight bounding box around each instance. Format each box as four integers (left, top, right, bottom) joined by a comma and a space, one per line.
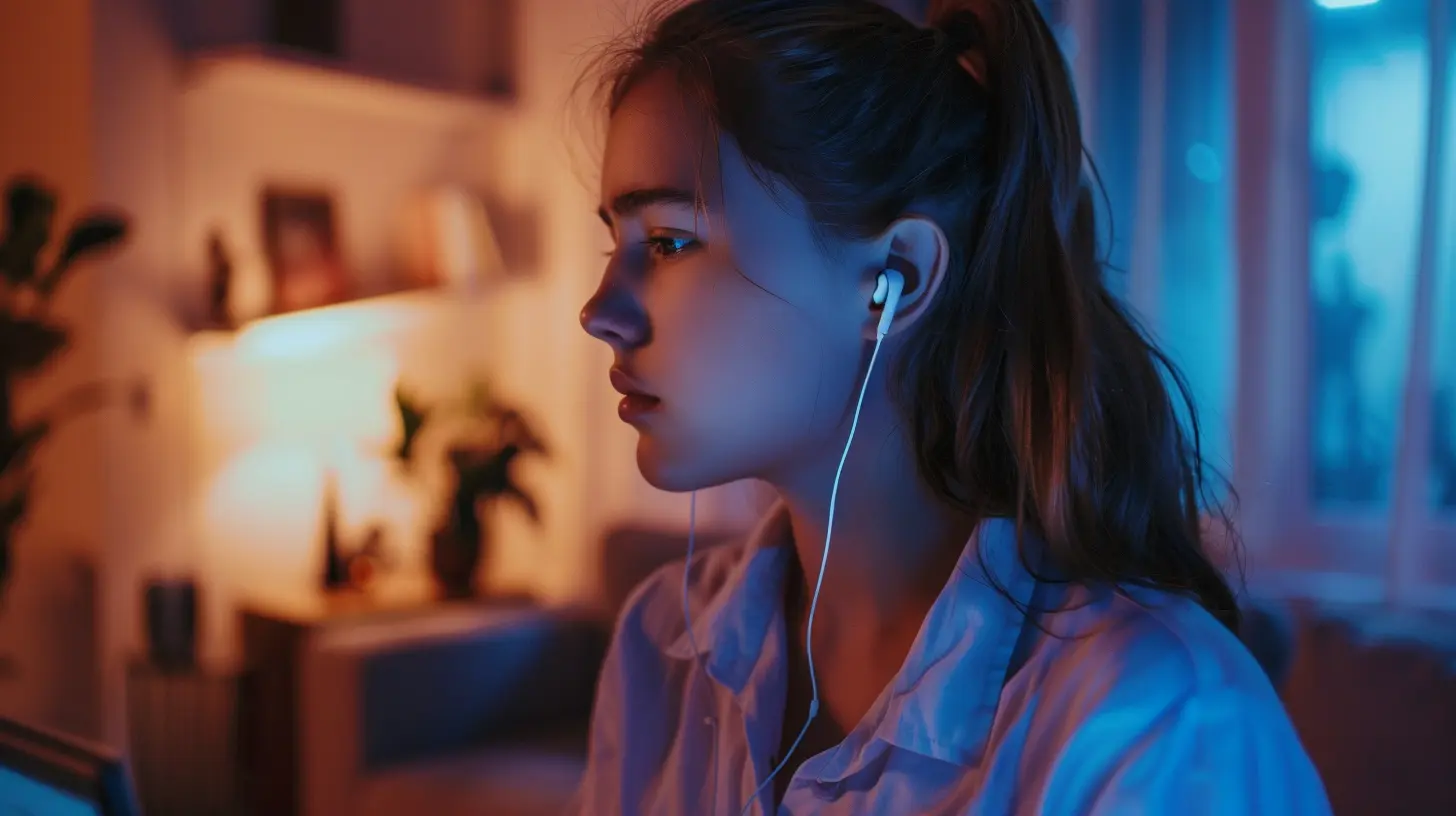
739, 332, 887, 814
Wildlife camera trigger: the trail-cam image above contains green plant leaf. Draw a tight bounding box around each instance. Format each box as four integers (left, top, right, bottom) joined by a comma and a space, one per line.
0, 480, 28, 597
455, 445, 511, 497
0, 536, 9, 602
0, 179, 56, 288
59, 214, 128, 261
0, 424, 48, 476
0, 478, 31, 537
0, 314, 68, 375
501, 481, 541, 524
0, 240, 37, 288
0, 484, 25, 529
465, 378, 500, 418
393, 387, 430, 464
4, 179, 56, 231
39, 213, 128, 296
497, 409, 547, 456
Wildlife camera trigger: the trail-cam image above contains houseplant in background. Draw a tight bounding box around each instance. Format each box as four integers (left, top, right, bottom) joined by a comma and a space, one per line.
0, 176, 149, 615
391, 378, 548, 599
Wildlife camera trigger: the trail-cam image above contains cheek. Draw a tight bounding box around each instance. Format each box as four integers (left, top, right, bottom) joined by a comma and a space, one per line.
646, 262, 859, 449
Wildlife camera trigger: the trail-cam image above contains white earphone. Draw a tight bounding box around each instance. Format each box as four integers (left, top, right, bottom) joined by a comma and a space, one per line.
685, 269, 905, 814
872, 268, 906, 338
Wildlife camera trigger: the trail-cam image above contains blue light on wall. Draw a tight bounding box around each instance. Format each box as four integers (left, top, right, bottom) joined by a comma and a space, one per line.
1315, 0, 1381, 10
1185, 143, 1225, 184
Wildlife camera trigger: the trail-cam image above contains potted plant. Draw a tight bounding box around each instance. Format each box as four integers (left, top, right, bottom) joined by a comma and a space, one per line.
0, 176, 149, 612
391, 378, 548, 600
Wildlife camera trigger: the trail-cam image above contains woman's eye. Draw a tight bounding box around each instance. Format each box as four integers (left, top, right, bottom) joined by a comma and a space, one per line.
646, 236, 697, 259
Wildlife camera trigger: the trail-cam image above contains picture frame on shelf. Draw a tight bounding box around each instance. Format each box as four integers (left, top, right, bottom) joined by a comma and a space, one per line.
261, 186, 350, 315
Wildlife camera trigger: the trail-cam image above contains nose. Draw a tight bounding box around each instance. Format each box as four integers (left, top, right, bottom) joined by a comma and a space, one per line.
580, 280, 649, 350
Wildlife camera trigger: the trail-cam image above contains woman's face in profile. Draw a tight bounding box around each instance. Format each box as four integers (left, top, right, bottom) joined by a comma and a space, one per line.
581, 71, 870, 493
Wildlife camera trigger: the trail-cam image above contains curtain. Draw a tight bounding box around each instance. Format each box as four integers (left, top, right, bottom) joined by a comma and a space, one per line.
1055, 0, 1456, 605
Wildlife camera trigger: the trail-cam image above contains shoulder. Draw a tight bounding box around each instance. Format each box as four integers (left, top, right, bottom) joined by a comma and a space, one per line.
1008, 583, 1303, 758
1006, 587, 1330, 811
1030, 584, 1277, 707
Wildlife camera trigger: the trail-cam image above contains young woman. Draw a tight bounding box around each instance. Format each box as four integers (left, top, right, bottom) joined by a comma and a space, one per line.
575, 0, 1331, 813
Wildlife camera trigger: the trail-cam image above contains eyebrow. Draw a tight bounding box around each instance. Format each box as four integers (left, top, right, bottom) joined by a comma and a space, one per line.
597, 186, 698, 225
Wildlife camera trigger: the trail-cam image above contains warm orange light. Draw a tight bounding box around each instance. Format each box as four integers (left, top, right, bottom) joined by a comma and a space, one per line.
187, 297, 443, 599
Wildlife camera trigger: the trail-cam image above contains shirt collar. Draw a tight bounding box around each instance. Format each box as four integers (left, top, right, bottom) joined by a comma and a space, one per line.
869, 516, 1041, 769
663, 504, 793, 691
663, 503, 1041, 767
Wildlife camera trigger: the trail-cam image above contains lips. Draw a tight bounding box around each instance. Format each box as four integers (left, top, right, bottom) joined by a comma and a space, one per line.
609, 367, 662, 422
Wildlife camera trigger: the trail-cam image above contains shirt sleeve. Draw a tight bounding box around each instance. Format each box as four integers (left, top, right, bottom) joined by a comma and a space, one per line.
1062, 686, 1333, 816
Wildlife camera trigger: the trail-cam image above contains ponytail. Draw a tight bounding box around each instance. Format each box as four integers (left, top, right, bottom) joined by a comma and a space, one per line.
923, 0, 1241, 630
922, 0, 1094, 540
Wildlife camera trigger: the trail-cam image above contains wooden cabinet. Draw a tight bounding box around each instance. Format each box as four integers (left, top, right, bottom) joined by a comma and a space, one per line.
233, 585, 515, 816
126, 660, 240, 815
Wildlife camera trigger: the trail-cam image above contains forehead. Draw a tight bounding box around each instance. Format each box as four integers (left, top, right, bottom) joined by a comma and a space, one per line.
601, 71, 720, 204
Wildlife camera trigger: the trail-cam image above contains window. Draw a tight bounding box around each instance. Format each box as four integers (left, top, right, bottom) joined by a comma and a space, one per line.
1297, 0, 1454, 605
1062, 0, 1455, 606
1308, 0, 1430, 508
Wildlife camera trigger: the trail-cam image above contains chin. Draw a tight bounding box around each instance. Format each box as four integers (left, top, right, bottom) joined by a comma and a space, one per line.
635, 434, 740, 493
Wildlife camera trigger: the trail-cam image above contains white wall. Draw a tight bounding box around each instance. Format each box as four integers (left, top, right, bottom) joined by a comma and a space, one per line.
6, 0, 770, 749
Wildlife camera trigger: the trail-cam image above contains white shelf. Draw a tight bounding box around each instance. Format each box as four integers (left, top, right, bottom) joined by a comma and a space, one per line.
186, 287, 465, 358
182, 46, 509, 125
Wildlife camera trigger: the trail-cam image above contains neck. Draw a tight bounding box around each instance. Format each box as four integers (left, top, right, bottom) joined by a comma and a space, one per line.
763, 391, 976, 633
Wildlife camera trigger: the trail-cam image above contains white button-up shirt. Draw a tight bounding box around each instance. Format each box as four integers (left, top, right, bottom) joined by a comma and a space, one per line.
574, 504, 1331, 814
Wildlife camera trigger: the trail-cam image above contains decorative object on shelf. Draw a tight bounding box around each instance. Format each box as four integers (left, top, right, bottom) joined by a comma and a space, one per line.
0, 175, 151, 610
144, 575, 199, 670
318, 469, 350, 591
261, 186, 349, 315
390, 378, 548, 599
316, 469, 393, 593
344, 525, 390, 589
397, 185, 506, 293
205, 228, 234, 329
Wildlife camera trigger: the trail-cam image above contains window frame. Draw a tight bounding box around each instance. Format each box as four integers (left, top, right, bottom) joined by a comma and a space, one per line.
1065, 0, 1456, 607
1229, 0, 1456, 609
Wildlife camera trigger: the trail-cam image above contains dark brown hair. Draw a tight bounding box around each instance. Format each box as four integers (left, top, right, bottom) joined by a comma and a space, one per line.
585, 0, 1241, 632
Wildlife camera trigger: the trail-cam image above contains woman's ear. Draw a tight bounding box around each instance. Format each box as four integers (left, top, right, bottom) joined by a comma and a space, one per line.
862, 214, 952, 337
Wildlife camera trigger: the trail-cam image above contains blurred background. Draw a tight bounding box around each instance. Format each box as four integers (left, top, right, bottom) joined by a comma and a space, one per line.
0, 0, 1451, 814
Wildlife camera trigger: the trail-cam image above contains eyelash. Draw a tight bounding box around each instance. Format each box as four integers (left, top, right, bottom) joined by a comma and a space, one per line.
602, 236, 699, 260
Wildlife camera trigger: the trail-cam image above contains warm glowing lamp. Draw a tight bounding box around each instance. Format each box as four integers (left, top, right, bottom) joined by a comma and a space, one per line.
192, 315, 400, 456
190, 310, 404, 598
